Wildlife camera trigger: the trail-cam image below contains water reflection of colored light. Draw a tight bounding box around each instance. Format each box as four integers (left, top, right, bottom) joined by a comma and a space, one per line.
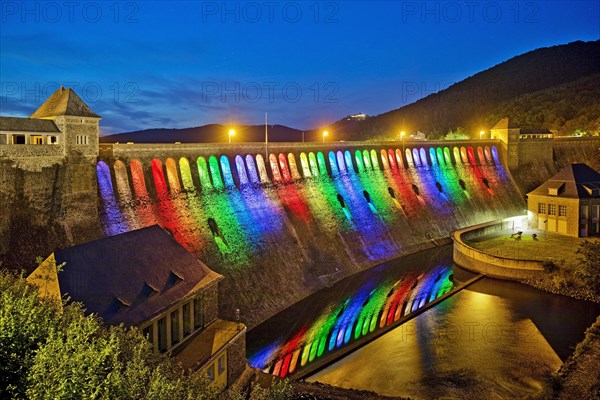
251, 264, 454, 378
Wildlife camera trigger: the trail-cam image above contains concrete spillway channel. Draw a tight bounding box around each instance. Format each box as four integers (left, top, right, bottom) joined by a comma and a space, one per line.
291, 273, 485, 380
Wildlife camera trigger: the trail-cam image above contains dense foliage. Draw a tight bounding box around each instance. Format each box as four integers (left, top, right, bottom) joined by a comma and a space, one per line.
575, 240, 600, 295
0, 270, 294, 399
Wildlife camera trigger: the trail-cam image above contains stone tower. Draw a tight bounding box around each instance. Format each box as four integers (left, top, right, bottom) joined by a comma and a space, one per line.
490, 117, 520, 170
28, 86, 102, 243
30, 86, 101, 159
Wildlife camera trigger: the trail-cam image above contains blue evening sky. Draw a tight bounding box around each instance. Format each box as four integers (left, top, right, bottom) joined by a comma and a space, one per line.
1, 1, 598, 134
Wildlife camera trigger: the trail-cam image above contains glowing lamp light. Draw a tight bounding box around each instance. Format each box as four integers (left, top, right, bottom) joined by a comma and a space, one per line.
480, 130, 485, 139
228, 128, 235, 144
322, 130, 329, 143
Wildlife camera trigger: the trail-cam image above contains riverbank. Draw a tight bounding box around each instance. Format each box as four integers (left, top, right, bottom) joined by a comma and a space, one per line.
292, 381, 410, 400
541, 315, 600, 400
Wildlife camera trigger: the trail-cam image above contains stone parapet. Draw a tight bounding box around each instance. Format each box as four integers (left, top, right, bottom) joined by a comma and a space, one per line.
452, 216, 545, 280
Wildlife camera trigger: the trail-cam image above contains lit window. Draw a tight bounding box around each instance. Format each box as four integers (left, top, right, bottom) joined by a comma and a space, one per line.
538, 203, 546, 214
559, 205, 567, 217
76, 135, 89, 145
548, 204, 556, 216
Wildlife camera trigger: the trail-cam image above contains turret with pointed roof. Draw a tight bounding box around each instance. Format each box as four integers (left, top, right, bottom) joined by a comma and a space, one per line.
30, 86, 101, 119
30, 86, 101, 158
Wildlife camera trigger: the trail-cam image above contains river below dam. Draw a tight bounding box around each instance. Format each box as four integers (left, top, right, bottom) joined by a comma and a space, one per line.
247, 245, 600, 399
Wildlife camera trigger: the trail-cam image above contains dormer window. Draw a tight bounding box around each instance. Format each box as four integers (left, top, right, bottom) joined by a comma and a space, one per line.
548, 182, 564, 196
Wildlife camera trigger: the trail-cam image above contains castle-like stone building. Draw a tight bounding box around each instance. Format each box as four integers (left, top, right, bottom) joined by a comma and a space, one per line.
0, 86, 100, 160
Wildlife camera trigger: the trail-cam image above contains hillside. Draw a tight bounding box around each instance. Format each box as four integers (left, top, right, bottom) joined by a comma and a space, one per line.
328, 40, 600, 140
100, 124, 304, 143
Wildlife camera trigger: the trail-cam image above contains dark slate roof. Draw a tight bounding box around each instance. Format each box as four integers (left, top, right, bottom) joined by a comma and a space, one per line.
54, 225, 222, 326
527, 163, 600, 199
0, 116, 61, 133
491, 117, 518, 130
30, 87, 101, 119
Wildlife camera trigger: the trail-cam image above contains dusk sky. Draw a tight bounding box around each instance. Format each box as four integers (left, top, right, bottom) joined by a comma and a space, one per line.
1, 1, 598, 135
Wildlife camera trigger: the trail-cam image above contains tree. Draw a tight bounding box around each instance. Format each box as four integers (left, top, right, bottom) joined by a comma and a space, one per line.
0, 270, 60, 399
1, 269, 294, 399
0, 270, 217, 400
575, 241, 600, 295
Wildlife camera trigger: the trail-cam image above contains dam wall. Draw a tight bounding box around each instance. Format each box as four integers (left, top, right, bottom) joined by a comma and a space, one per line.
511, 137, 600, 194
0, 152, 101, 268
1, 137, 596, 327
95, 140, 525, 326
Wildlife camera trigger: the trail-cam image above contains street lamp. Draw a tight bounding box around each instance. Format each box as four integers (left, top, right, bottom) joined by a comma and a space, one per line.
228, 129, 235, 144
480, 130, 484, 140
322, 130, 329, 143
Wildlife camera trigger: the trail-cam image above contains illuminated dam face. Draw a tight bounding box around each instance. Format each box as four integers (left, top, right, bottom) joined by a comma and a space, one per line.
96, 142, 524, 323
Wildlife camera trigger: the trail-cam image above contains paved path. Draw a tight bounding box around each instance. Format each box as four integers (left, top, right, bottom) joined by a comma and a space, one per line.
466, 227, 599, 266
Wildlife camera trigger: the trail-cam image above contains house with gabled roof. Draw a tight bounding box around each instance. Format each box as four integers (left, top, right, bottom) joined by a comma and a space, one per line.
527, 163, 600, 237
0, 86, 100, 158
27, 225, 250, 391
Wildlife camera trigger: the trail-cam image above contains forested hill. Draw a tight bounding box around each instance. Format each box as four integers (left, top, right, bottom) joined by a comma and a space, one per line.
331, 40, 600, 140
100, 124, 304, 143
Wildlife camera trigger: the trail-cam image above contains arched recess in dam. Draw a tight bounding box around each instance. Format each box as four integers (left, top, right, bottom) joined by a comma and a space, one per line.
96, 142, 522, 327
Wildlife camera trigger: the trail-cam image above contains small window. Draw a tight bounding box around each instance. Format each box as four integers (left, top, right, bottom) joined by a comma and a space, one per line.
548, 204, 556, 216
558, 205, 567, 217
76, 135, 89, 145
143, 325, 154, 347
13, 135, 25, 144
218, 354, 225, 375
538, 203, 546, 214
157, 317, 167, 352
170, 309, 180, 345
0, 134, 6, 144
194, 296, 204, 329
207, 363, 215, 382
183, 302, 192, 336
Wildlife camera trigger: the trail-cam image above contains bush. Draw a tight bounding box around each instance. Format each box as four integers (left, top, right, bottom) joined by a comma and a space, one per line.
575, 241, 600, 295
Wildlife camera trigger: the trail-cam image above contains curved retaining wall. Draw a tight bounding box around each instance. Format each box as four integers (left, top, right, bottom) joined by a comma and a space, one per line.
452, 216, 545, 280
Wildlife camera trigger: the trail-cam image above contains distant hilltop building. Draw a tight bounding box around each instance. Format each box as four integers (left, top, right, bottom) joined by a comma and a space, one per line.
0, 86, 100, 159
409, 131, 426, 141
346, 112, 368, 121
